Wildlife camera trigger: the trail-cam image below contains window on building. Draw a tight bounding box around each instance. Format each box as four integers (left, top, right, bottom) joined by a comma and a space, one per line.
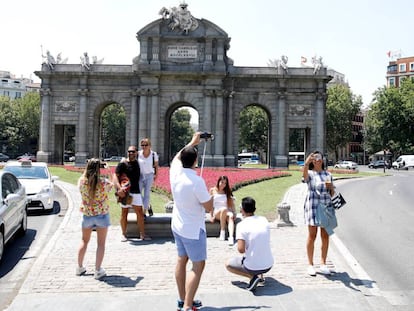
388, 77, 395, 87
15, 92, 22, 99
410, 62, 414, 71
399, 63, 406, 72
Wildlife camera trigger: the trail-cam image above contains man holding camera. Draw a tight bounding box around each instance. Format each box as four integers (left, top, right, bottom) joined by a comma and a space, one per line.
170, 132, 213, 311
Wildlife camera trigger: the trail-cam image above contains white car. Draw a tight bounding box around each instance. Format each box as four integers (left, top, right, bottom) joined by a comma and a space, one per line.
0, 171, 28, 262
334, 160, 358, 170
3, 161, 58, 211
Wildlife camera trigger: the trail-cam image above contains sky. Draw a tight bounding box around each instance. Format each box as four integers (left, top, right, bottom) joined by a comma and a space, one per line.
1, 0, 414, 107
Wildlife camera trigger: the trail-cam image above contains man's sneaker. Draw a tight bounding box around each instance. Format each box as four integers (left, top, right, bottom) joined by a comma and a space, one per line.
177, 299, 202, 310
94, 268, 106, 280
307, 265, 316, 276
246, 275, 260, 291
76, 266, 86, 276
148, 205, 154, 216
228, 236, 234, 245
319, 264, 332, 275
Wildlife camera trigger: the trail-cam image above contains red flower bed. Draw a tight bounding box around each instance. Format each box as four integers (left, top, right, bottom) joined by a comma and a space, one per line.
63, 165, 290, 198
153, 167, 290, 198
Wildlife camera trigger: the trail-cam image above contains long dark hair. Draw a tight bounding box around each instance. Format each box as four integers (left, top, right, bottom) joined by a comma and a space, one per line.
216, 175, 233, 207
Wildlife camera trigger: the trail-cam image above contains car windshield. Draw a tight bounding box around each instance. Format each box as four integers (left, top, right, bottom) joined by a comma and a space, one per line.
5, 166, 48, 179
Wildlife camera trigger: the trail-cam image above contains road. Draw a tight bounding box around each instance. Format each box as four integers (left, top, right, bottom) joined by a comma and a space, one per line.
334, 167, 414, 308
0, 186, 68, 310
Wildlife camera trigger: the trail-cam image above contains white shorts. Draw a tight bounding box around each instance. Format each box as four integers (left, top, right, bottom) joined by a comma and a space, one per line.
120, 193, 143, 208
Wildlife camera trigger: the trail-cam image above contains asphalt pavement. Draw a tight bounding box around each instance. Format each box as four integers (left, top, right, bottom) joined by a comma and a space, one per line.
5, 180, 395, 311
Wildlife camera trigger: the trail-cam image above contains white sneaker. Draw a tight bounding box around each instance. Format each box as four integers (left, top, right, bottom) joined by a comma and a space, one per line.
319, 265, 331, 275
76, 266, 86, 276
307, 265, 316, 276
121, 235, 128, 242
228, 237, 234, 245
219, 230, 225, 241
94, 268, 106, 280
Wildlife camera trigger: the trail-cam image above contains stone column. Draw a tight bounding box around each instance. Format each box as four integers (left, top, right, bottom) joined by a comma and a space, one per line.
130, 90, 139, 146
202, 90, 213, 164
225, 91, 235, 166
214, 90, 224, 166
315, 90, 325, 151
138, 89, 148, 140
275, 91, 288, 167
149, 88, 159, 152
37, 88, 52, 162
75, 88, 89, 165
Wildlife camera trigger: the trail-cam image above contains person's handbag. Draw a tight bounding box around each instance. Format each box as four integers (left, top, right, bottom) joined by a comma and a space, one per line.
331, 192, 346, 209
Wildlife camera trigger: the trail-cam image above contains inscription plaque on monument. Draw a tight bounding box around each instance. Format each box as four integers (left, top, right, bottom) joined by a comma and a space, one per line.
167, 45, 197, 58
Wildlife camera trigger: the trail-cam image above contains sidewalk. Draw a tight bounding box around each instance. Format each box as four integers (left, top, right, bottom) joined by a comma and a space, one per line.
6, 181, 393, 311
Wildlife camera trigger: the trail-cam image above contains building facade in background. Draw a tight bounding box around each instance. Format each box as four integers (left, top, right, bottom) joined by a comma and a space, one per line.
386, 56, 414, 87
0, 71, 40, 99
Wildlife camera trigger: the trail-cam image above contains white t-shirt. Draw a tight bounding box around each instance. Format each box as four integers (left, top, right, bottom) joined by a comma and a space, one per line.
170, 157, 211, 239
236, 215, 274, 270
138, 150, 159, 174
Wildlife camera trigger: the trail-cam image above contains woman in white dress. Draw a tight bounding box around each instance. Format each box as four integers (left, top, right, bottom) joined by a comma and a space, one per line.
210, 176, 236, 245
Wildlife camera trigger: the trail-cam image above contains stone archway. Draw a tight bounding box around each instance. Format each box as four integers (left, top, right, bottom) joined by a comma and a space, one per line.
35, 3, 331, 167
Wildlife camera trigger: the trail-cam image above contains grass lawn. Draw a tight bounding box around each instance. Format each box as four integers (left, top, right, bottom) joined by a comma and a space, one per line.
49, 166, 378, 224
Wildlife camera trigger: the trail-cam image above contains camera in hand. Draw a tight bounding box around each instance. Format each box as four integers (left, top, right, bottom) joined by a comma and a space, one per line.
200, 132, 214, 140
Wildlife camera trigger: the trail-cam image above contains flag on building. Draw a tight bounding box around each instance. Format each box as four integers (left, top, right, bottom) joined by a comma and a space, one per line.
301, 56, 307, 64
387, 49, 402, 59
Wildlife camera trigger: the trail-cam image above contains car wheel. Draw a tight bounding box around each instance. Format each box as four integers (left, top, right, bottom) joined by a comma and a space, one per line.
18, 207, 28, 236
0, 230, 4, 263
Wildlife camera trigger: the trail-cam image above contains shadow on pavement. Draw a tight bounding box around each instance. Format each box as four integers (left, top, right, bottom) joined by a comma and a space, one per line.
231, 277, 292, 296
100, 275, 143, 288
0, 229, 37, 278
322, 271, 377, 292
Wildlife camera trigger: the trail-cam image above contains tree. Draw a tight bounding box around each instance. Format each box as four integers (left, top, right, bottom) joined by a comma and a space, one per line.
170, 108, 194, 159
326, 84, 361, 161
239, 105, 268, 152
365, 79, 414, 156
101, 103, 126, 157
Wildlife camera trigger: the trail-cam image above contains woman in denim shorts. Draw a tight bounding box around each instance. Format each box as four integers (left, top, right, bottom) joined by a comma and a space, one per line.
76, 158, 113, 280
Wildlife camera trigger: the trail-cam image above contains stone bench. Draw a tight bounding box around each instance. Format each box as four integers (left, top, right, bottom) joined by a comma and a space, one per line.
126, 209, 242, 238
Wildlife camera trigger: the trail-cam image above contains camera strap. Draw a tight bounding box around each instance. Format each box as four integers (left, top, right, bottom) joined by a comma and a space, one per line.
200, 139, 207, 177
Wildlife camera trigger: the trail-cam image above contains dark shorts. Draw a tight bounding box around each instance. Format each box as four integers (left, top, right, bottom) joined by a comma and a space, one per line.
227, 256, 272, 276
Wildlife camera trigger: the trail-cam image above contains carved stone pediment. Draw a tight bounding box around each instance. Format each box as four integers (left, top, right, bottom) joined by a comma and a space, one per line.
289, 104, 311, 116
56, 101, 76, 112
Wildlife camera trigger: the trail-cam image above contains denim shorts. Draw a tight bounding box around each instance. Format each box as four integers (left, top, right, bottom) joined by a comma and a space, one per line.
82, 213, 111, 228
173, 229, 207, 262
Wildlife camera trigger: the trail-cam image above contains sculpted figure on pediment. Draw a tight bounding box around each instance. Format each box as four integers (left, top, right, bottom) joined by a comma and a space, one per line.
159, 2, 198, 34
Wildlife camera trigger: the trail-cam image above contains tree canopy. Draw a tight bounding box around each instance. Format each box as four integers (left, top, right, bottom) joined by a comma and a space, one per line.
326, 84, 361, 160
170, 108, 195, 159
365, 78, 414, 156
239, 105, 268, 153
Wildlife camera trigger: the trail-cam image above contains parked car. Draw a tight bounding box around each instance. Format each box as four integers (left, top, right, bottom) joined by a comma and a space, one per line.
0, 153, 10, 162
3, 161, 58, 211
0, 171, 28, 262
17, 153, 37, 162
104, 156, 123, 162
368, 160, 385, 169
334, 160, 358, 170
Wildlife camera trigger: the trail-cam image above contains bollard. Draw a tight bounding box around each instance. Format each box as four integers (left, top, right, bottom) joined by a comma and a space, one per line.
277, 202, 294, 227
165, 201, 174, 213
